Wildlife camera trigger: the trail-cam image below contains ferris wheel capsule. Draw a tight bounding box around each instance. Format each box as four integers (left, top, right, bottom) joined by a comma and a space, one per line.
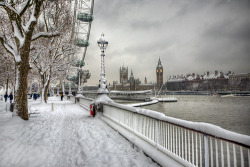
77, 13, 94, 22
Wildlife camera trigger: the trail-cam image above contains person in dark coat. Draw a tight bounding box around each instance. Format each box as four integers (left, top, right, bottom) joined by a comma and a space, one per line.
4, 92, 8, 102
60, 93, 64, 101
9, 92, 13, 103
34, 93, 38, 100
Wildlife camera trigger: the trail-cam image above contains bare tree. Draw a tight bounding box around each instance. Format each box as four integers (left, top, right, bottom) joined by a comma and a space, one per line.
30, 0, 74, 103
31, 38, 75, 103
0, 0, 59, 120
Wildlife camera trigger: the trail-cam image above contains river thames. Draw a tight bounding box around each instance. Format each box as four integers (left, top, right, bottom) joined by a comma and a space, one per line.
115, 95, 250, 136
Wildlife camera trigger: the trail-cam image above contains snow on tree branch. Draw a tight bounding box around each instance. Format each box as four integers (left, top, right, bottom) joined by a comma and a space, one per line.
21, 6, 36, 32
17, 0, 32, 16
31, 31, 60, 41
4, 3, 19, 15
13, 21, 25, 47
0, 36, 21, 62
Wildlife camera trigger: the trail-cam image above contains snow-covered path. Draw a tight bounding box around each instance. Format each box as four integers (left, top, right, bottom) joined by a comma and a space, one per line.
0, 97, 160, 167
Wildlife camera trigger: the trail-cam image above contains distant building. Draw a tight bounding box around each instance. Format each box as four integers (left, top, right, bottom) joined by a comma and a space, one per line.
166, 70, 234, 91
110, 65, 154, 91
156, 58, 163, 88
120, 66, 128, 84
229, 73, 250, 91
185, 71, 230, 91
166, 75, 185, 91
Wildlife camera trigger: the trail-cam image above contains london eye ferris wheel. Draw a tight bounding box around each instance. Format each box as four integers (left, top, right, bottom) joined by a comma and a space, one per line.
71, 0, 94, 61
68, 0, 94, 93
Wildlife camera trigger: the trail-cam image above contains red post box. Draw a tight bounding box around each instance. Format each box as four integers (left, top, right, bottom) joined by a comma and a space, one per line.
90, 103, 95, 117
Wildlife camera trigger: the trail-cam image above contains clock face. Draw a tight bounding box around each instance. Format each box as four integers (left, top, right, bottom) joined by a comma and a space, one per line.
157, 70, 158, 72
160, 69, 162, 72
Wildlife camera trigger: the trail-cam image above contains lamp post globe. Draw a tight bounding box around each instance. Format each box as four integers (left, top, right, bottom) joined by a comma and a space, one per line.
97, 33, 108, 53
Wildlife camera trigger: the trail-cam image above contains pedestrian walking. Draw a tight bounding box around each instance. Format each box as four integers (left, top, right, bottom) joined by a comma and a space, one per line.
4, 92, 8, 102
9, 92, 13, 103
60, 93, 64, 101
34, 93, 38, 100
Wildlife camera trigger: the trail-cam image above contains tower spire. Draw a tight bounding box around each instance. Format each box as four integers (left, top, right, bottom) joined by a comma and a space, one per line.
156, 58, 163, 88
158, 57, 161, 66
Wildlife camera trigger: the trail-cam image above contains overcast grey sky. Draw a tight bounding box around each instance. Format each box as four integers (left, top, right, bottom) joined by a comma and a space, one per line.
84, 0, 250, 86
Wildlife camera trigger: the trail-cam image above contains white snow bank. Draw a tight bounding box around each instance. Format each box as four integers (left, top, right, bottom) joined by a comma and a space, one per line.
127, 100, 158, 107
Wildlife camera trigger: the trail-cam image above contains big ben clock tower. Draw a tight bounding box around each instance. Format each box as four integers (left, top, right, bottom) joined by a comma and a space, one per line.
156, 58, 163, 88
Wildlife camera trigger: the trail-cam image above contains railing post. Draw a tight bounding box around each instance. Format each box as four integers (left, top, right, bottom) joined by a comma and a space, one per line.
221, 140, 224, 167
155, 120, 159, 148
248, 149, 250, 167
132, 112, 135, 133
200, 134, 202, 167
192, 132, 194, 164
203, 135, 205, 167
227, 142, 230, 167
188, 130, 190, 162
210, 137, 213, 167
203, 134, 209, 167
215, 139, 219, 167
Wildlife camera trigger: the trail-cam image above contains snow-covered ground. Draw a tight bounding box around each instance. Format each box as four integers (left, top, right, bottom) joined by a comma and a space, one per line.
0, 97, 160, 167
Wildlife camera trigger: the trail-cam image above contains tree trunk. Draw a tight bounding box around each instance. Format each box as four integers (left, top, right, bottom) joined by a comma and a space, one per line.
40, 74, 45, 104
15, 59, 30, 120
44, 79, 50, 103
41, 88, 45, 104
6, 78, 9, 93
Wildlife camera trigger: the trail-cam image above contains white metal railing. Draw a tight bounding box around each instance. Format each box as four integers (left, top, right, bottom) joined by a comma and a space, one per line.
102, 102, 250, 167
76, 96, 94, 109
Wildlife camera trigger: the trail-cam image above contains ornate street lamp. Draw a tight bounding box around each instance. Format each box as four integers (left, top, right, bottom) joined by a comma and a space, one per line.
77, 65, 82, 93
62, 80, 65, 95
67, 69, 73, 96
68, 82, 72, 96
76, 60, 85, 98
95, 33, 113, 106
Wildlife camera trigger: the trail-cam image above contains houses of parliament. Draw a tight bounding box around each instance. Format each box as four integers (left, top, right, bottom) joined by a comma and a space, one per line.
109, 58, 163, 91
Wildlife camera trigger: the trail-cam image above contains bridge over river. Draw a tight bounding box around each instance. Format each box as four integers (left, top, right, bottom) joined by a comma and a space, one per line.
81, 90, 153, 101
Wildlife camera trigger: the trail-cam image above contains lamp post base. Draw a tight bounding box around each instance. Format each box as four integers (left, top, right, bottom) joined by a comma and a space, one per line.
76, 91, 84, 98
95, 93, 113, 103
